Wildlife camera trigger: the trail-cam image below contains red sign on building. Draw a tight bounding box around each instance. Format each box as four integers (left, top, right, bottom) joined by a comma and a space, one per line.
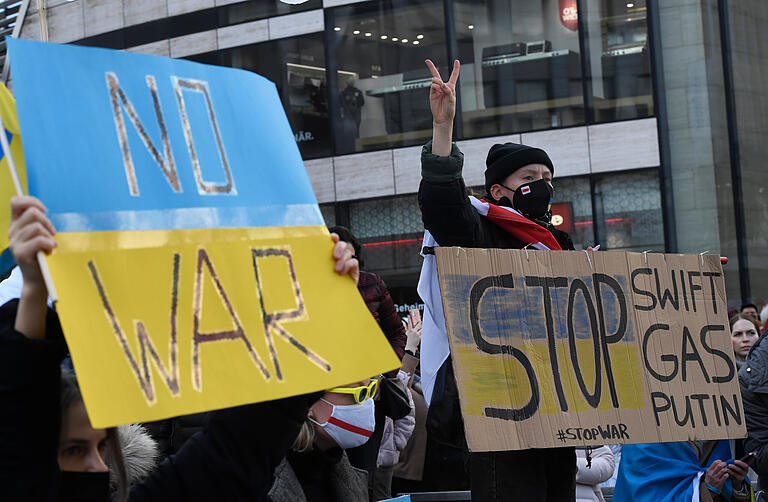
560, 0, 579, 31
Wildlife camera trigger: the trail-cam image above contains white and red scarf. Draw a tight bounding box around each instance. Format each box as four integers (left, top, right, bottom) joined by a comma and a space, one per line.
469, 197, 562, 251
418, 196, 561, 406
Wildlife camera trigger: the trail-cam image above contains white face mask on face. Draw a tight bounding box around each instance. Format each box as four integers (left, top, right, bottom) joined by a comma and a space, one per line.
309, 398, 375, 449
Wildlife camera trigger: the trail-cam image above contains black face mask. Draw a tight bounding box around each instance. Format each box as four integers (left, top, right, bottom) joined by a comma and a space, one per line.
59, 471, 110, 502
496, 178, 553, 221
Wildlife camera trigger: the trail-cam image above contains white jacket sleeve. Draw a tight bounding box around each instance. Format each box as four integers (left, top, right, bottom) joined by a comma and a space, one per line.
392, 369, 416, 452
576, 446, 616, 485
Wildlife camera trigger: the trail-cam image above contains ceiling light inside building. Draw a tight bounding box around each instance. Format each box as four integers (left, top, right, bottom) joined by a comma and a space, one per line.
279, 0, 310, 4
365, 32, 372, 36
468, 24, 474, 30
391, 37, 398, 41
353, 30, 360, 35
401, 39, 408, 43
413, 40, 420, 45
381, 35, 388, 39
626, 2, 634, 7
334, 27, 341, 31
417, 34, 424, 39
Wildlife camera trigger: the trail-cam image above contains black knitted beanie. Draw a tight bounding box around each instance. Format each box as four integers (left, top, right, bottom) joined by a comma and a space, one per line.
484, 143, 554, 195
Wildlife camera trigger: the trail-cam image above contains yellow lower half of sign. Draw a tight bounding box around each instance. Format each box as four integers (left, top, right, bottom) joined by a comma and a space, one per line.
453, 341, 645, 418
50, 225, 400, 428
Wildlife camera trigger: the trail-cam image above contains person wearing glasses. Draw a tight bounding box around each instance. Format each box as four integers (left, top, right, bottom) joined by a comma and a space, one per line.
269, 379, 378, 501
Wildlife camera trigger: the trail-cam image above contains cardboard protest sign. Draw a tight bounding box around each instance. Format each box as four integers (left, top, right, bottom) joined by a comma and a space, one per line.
7, 38, 400, 427
436, 248, 744, 451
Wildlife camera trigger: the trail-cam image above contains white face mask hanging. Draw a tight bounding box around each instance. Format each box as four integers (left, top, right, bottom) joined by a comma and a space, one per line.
309, 398, 376, 449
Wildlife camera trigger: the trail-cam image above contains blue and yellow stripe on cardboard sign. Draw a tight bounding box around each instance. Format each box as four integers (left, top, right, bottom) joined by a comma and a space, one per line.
7, 38, 400, 428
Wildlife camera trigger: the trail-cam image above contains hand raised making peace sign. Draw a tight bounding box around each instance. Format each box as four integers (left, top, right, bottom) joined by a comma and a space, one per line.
425, 59, 460, 127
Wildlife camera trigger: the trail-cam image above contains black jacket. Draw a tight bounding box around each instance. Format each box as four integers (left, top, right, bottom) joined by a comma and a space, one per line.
739, 331, 768, 480
0, 299, 319, 502
417, 140, 574, 449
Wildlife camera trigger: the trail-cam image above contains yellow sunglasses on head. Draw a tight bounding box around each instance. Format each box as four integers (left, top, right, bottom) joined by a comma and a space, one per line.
327, 379, 378, 404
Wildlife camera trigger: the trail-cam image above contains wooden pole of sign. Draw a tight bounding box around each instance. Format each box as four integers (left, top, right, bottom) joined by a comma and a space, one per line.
0, 112, 58, 303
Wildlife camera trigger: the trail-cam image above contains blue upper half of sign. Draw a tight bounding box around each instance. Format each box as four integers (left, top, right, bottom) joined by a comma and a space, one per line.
7, 38, 323, 232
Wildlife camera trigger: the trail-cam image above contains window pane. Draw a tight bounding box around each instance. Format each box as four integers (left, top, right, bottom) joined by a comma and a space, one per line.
454, 0, 585, 139
320, 203, 336, 226
727, 0, 768, 306
218, 0, 322, 27
582, 0, 653, 122
552, 176, 593, 249
593, 169, 664, 251
326, 0, 447, 154
220, 34, 332, 159
348, 195, 424, 277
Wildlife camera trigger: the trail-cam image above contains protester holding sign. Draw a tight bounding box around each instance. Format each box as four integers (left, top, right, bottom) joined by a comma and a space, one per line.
0, 195, 370, 502
417, 58, 576, 500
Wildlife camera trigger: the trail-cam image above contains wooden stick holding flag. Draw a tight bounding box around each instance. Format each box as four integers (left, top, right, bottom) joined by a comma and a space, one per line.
0, 111, 58, 303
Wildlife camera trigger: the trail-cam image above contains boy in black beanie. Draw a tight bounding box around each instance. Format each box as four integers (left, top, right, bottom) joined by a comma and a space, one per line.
418, 58, 575, 501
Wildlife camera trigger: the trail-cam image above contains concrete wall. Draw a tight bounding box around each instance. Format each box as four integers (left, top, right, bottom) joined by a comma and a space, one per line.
727, 0, 768, 305
658, 0, 740, 304
19, 1, 325, 52
306, 117, 660, 202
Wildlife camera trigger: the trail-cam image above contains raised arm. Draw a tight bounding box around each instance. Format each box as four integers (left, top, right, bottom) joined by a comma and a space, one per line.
1, 196, 66, 501
7, 196, 57, 340
426, 59, 459, 157
419, 59, 486, 247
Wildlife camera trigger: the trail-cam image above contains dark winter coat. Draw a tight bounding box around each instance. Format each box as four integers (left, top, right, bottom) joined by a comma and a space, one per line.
0, 299, 320, 502
358, 271, 407, 360
739, 331, 768, 480
143, 412, 206, 459
268, 449, 367, 502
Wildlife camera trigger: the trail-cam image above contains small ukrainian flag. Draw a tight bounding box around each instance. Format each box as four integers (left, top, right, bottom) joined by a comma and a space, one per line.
0, 82, 26, 276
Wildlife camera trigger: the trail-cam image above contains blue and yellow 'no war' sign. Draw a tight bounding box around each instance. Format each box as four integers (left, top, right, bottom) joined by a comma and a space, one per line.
8, 38, 400, 428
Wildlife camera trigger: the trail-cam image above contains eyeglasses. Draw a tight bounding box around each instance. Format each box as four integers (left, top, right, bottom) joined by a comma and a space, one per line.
327, 379, 378, 404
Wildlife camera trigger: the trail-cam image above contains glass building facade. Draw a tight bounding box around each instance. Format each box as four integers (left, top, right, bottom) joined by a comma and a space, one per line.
25, 0, 763, 308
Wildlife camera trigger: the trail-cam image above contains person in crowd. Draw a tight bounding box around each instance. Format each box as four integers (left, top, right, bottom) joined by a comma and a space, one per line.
372, 318, 420, 500
576, 447, 615, 502
740, 304, 768, 493
328, 225, 407, 500
391, 316, 429, 495
58, 368, 160, 497
731, 314, 761, 369
0, 195, 371, 502
614, 441, 753, 501
742, 304, 760, 322
599, 445, 623, 495
761, 305, 768, 336
270, 379, 373, 501
417, 58, 576, 500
